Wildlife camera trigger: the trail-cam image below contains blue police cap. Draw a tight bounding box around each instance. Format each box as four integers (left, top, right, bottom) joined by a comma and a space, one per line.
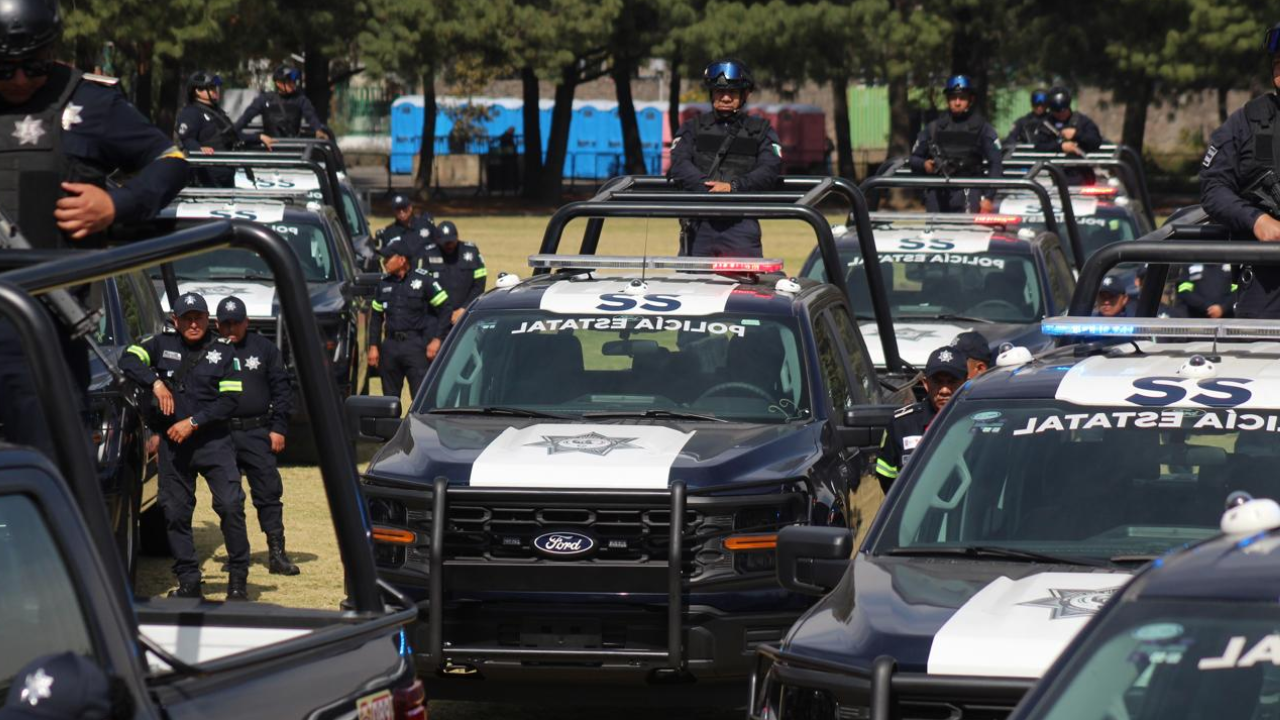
1099, 270, 1137, 297
950, 330, 992, 366
392, 194, 411, 210
434, 221, 459, 247
216, 295, 247, 323
0, 652, 113, 720
377, 236, 408, 259
173, 292, 208, 315
925, 346, 968, 380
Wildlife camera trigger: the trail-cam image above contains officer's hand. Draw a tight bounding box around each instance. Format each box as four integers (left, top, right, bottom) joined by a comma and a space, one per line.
704, 181, 732, 193
451, 307, 465, 325
56, 183, 116, 240
367, 346, 379, 368
269, 432, 287, 454
260, 134, 276, 150
1061, 141, 1082, 156
1061, 127, 1077, 140
924, 159, 937, 175
200, 146, 216, 155
979, 197, 995, 214
146, 433, 160, 456
167, 418, 196, 444
427, 338, 441, 361
1208, 304, 1225, 319
1255, 214, 1280, 242
153, 381, 175, 416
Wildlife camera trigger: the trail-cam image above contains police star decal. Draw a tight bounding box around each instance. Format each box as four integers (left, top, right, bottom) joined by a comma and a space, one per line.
245, 356, 261, 371
526, 432, 640, 456
1018, 587, 1119, 620
12, 115, 44, 146
206, 349, 222, 364
410, 278, 423, 290
62, 103, 84, 130
19, 667, 53, 706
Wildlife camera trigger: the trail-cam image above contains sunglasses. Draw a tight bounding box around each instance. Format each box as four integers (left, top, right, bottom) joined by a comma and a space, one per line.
0, 58, 51, 81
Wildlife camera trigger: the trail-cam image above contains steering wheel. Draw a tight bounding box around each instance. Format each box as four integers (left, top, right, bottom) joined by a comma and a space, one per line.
966, 299, 1022, 318
695, 382, 774, 404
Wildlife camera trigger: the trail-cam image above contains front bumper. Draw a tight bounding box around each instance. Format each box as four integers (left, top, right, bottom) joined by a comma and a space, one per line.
750, 646, 1034, 720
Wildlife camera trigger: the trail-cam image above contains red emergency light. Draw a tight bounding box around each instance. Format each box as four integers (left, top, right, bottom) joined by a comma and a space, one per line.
973, 214, 1022, 226
1079, 186, 1118, 196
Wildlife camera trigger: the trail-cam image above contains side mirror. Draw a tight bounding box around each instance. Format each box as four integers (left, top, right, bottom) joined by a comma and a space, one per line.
838, 404, 898, 449
776, 525, 853, 596
345, 395, 401, 443
352, 272, 382, 297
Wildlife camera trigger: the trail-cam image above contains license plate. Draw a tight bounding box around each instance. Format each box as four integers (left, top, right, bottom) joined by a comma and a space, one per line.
357, 689, 394, 720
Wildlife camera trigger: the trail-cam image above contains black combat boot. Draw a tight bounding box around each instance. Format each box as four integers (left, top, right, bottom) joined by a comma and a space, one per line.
226, 571, 249, 601
168, 580, 203, 599
267, 530, 300, 575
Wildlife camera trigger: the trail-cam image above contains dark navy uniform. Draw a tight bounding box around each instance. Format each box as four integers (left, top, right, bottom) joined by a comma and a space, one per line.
1202, 93, 1280, 318
227, 333, 293, 532
377, 217, 435, 268
234, 90, 324, 139
667, 110, 782, 257
1028, 111, 1104, 154
175, 100, 246, 187
1004, 111, 1045, 147
909, 112, 1004, 212
119, 313, 250, 588
874, 401, 937, 494
1175, 263, 1235, 319
370, 267, 451, 400
421, 237, 486, 324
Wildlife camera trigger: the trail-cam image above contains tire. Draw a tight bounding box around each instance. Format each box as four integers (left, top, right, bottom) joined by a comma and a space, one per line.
114, 457, 142, 585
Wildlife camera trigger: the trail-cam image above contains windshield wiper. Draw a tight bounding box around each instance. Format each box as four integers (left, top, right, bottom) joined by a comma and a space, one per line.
1108, 553, 1160, 565
899, 313, 994, 324
885, 545, 1107, 567
428, 406, 573, 419
582, 409, 728, 423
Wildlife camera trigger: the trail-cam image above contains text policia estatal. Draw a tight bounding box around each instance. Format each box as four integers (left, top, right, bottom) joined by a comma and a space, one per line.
510, 316, 748, 336
1013, 410, 1280, 435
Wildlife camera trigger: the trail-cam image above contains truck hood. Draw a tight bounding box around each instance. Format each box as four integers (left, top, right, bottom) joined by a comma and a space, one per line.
860, 321, 1051, 368
781, 554, 1131, 679
365, 416, 824, 491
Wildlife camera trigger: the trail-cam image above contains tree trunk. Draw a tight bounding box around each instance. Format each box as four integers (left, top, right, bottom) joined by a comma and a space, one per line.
948, 7, 991, 117
613, 58, 646, 175
667, 55, 681, 138
520, 66, 543, 201
1121, 83, 1153, 154
832, 78, 854, 179
888, 74, 911, 157
1218, 86, 1230, 125
414, 69, 437, 200
540, 64, 578, 204
303, 44, 331, 126
155, 56, 181, 137
133, 43, 154, 120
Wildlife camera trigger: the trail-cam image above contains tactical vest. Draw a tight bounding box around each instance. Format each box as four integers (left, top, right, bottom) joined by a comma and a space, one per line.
189, 101, 241, 150
932, 112, 985, 174
1244, 94, 1280, 182
262, 92, 303, 137
0, 65, 107, 249
691, 112, 768, 182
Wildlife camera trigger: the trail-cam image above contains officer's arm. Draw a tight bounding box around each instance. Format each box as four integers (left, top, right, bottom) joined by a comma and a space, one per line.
429, 282, 452, 339
233, 95, 265, 134
93, 93, 188, 225
1201, 112, 1266, 235
874, 426, 901, 492
299, 97, 325, 136
265, 343, 293, 435
119, 335, 160, 387
467, 252, 487, 305
194, 347, 243, 426
732, 126, 782, 192
1177, 272, 1213, 314
666, 121, 706, 191
982, 126, 1004, 195
908, 126, 931, 173
1002, 118, 1023, 149
369, 293, 385, 348
1076, 117, 1104, 153
174, 109, 203, 153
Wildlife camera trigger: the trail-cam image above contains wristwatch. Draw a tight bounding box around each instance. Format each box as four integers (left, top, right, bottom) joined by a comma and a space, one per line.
188, 417, 199, 429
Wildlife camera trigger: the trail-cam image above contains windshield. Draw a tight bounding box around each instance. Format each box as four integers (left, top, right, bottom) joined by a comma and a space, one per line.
1023, 207, 1139, 261
872, 400, 1271, 562
1027, 601, 1280, 720
423, 310, 811, 423
340, 185, 369, 236
808, 244, 1043, 324
154, 220, 336, 282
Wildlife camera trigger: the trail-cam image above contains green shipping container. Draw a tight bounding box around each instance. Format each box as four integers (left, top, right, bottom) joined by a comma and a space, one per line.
847, 84, 1042, 153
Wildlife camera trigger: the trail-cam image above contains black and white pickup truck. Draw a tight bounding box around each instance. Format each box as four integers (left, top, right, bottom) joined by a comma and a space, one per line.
0, 221, 424, 720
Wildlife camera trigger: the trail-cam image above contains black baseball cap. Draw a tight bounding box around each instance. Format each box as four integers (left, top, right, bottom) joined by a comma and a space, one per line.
925, 346, 968, 380
1099, 270, 1136, 297
434, 220, 459, 247
0, 652, 113, 720
377, 236, 408, 259
392, 194, 411, 210
173, 292, 208, 315
951, 331, 992, 366
216, 295, 247, 322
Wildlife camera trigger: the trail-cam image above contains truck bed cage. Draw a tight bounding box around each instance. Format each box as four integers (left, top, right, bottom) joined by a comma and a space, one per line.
1004, 143, 1154, 227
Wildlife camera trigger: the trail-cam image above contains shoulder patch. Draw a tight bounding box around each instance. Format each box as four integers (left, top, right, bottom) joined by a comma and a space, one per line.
894, 405, 917, 419
217, 337, 233, 344
1202, 145, 1219, 168
414, 267, 430, 275
83, 72, 120, 87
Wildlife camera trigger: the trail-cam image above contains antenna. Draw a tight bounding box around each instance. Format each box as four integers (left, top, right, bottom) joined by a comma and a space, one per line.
641, 215, 650, 283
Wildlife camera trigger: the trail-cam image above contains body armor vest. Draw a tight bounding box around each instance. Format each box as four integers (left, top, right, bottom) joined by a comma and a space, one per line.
0, 65, 107, 248
691, 112, 767, 182
190, 102, 241, 150
932, 112, 985, 175
263, 92, 304, 137
1245, 94, 1280, 182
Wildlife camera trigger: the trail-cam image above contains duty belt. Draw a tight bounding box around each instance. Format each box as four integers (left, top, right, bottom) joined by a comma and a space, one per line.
229, 415, 271, 431
391, 330, 422, 342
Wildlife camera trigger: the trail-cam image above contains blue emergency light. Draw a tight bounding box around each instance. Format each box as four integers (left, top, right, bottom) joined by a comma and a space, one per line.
1042, 317, 1280, 340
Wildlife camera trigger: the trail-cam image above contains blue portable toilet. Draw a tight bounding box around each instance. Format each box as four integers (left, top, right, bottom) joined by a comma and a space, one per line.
390, 95, 424, 174
635, 102, 664, 174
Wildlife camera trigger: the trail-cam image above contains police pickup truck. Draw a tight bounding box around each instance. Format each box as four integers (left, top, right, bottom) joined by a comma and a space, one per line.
1008, 496, 1280, 720
0, 220, 423, 720
749, 239, 1273, 720
996, 187, 1152, 265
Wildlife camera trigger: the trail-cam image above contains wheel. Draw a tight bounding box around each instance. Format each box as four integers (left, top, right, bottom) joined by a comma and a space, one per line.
114, 455, 142, 585
694, 381, 774, 404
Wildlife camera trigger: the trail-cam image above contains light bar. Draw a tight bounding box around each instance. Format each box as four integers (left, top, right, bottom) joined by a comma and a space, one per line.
528, 254, 784, 273
1042, 316, 1280, 340
973, 214, 1022, 225
1079, 186, 1119, 197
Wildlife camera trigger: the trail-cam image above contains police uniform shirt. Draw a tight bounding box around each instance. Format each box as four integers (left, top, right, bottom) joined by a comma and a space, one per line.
175, 101, 243, 153
229, 331, 292, 434
909, 112, 1004, 186
119, 330, 243, 429
379, 219, 435, 267
0, 63, 187, 245
875, 400, 938, 490
233, 91, 325, 138
423, 241, 487, 309
369, 268, 452, 346
1201, 95, 1278, 236
667, 110, 782, 192
1004, 112, 1043, 147
1029, 111, 1104, 154
1176, 263, 1235, 318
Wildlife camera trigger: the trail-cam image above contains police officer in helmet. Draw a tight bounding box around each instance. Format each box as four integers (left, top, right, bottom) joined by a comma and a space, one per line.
176, 72, 252, 187
1004, 88, 1048, 147
909, 75, 1003, 213
667, 58, 782, 257
1201, 22, 1280, 318
0, 0, 187, 456
233, 65, 328, 150
874, 346, 967, 494
1029, 87, 1103, 156
420, 220, 486, 329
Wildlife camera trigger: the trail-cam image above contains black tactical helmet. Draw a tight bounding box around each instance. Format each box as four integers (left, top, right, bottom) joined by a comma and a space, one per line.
272, 65, 301, 84
0, 0, 60, 59
1046, 86, 1072, 112
1031, 88, 1049, 107
702, 59, 754, 92
186, 71, 222, 100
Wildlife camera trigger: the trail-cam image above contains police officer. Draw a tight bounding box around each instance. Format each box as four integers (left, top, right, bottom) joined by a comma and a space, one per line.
874, 346, 967, 494
215, 296, 300, 576
375, 193, 435, 265
668, 59, 782, 257
1004, 88, 1049, 147
0, 652, 118, 720
1028, 87, 1104, 156
1093, 270, 1137, 318
950, 330, 993, 378
119, 292, 250, 600
233, 65, 327, 148
909, 75, 1003, 213
420, 220, 486, 329
0, 0, 187, 456
1202, 23, 1280, 318
176, 71, 250, 187
1175, 264, 1234, 319
367, 241, 452, 400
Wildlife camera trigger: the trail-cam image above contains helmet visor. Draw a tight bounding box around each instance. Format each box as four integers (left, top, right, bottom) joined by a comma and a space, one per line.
704, 61, 746, 83
1031, 91, 1048, 105
945, 76, 973, 96
1266, 26, 1280, 55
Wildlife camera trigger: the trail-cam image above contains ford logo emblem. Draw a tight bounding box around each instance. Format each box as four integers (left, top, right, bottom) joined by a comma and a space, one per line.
533, 531, 596, 559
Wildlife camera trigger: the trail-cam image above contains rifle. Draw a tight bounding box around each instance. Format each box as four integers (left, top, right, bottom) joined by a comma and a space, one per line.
1246, 170, 1280, 219
927, 138, 958, 179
